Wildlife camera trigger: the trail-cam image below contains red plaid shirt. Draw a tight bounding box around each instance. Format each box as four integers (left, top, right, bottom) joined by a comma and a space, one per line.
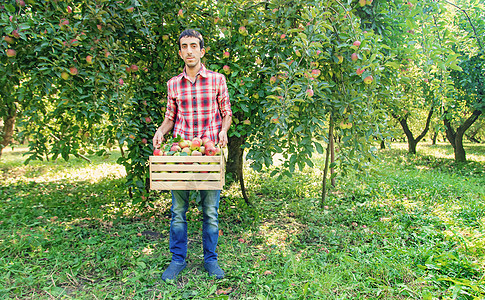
165, 64, 232, 143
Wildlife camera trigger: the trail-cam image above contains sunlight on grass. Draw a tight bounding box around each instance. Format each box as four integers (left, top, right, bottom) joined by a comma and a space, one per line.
390, 142, 485, 162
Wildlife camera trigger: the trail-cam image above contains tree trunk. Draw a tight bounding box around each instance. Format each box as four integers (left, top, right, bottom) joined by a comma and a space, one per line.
393, 106, 433, 155
0, 108, 17, 158
444, 109, 482, 162
321, 115, 334, 208
380, 140, 386, 149
226, 134, 250, 205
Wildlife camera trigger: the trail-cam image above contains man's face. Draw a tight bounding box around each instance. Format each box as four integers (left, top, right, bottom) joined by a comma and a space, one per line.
179, 36, 205, 69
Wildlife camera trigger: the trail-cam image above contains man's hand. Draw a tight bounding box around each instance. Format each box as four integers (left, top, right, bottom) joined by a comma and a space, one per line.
152, 128, 165, 149
218, 129, 228, 148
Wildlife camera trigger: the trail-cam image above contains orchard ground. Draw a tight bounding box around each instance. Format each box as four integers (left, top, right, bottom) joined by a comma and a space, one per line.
0, 143, 484, 299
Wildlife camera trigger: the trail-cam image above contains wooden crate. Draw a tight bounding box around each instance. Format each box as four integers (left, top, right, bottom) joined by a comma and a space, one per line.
149, 151, 225, 190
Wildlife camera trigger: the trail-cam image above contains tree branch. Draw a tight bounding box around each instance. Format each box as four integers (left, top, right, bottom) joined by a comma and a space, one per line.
441, 0, 483, 51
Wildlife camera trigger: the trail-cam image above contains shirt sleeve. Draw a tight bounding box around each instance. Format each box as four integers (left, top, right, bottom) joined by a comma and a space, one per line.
218, 74, 232, 118
165, 80, 177, 121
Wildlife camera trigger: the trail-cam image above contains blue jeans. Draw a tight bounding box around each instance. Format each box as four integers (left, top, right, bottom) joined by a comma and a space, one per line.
169, 190, 221, 263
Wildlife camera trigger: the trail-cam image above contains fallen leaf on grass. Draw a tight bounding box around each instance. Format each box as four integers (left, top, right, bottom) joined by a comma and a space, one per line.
216, 287, 233, 295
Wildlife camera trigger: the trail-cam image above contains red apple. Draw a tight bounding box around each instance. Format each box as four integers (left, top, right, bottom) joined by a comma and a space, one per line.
356, 68, 365, 75
127, 7, 134, 12
190, 138, 202, 151
181, 147, 192, 155
153, 149, 161, 156
131, 64, 138, 72
205, 145, 217, 156
364, 75, 373, 84
359, 0, 366, 6
223, 65, 230, 74
6, 49, 16, 58
191, 150, 202, 156
170, 145, 181, 152
86, 55, 93, 64
353, 40, 361, 48
223, 51, 230, 58
141, 138, 147, 144
145, 117, 151, 123
351, 53, 358, 62
69, 67, 78, 75
201, 137, 211, 146
12, 30, 20, 38
204, 140, 215, 149
3, 36, 14, 44
306, 89, 314, 97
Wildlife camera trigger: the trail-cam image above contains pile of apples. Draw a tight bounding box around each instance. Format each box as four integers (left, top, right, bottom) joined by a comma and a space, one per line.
153, 137, 221, 156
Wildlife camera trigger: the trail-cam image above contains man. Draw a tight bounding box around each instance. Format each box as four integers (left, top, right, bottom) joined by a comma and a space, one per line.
152, 29, 232, 281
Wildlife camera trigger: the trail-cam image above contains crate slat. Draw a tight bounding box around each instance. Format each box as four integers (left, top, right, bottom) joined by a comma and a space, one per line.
151, 164, 220, 172
151, 172, 220, 181
150, 181, 223, 190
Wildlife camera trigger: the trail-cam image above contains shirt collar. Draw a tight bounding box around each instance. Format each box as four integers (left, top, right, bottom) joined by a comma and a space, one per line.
182, 64, 208, 81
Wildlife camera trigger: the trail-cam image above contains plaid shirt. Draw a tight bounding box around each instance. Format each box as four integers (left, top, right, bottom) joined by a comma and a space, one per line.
165, 64, 232, 143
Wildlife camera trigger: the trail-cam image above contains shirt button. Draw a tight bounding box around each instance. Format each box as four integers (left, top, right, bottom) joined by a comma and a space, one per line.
193, 97, 196, 100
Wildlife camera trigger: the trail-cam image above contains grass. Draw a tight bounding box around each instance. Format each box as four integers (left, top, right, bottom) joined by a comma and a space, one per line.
0, 142, 484, 299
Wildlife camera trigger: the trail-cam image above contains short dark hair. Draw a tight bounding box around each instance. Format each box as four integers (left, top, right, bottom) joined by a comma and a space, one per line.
178, 29, 204, 49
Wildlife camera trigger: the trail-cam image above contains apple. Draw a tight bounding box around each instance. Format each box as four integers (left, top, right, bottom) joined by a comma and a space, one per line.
306, 88, 314, 97
153, 149, 161, 156
356, 68, 365, 75
131, 64, 138, 72
366, 0, 373, 4
162, 34, 169, 41
61, 72, 69, 80
353, 40, 361, 48
190, 138, 202, 150
12, 30, 20, 38
6, 49, 16, 58
359, 0, 366, 6
17, 0, 26, 7
351, 53, 358, 62
214, 17, 220, 24
170, 145, 181, 152
204, 140, 215, 149
311, 69, 320, 78
59, 19, 69, 29
335, 54, 343, 64
127, 6, 134, 12
178, 9, 183, 17
119, 78, 124, 85
145, 117, 151, 123
97, 24, 102, 31
71, 39, 79, 46
364, 75, 373, 84
191, 150, 202, 156
255, 58, 262, 65
69, 67, 78, 75
179, 140, 189, 149
86, 55, 93, 64
215, 145, 221, 156
199, 146, 205, 154
238, 26, 248, 36
205, 145, 217, 156
141, 138, 147, 144
223, 51, 230, 58
67, 5, 72, 13
4, 36, 14, 44
270, 76, 277, 84
280, 33, 286, 39
222, 65, 230, 74
181, 147, 192, 155
201, 137, 211, 146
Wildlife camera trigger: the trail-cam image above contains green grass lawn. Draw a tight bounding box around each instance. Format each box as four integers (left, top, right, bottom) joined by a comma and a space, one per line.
0, 143, 484, 299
